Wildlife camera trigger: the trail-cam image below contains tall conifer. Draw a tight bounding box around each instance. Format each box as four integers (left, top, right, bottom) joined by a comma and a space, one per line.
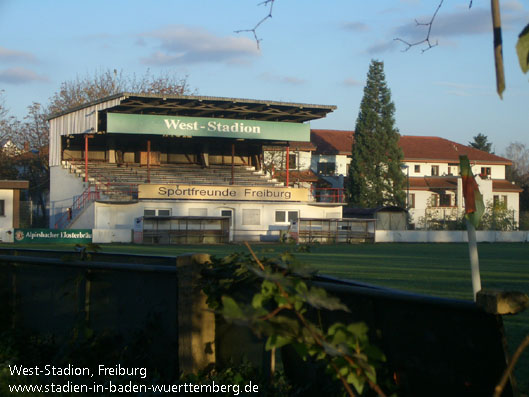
348, 60, 406, 207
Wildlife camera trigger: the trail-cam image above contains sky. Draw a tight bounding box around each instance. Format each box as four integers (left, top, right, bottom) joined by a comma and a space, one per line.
0, 0, 528, 155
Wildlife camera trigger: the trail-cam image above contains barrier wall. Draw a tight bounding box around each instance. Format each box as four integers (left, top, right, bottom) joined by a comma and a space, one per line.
376, 230, 529, 243
2, 227, 528, 244
0, 250, 214, 377
92, 228, 132, 243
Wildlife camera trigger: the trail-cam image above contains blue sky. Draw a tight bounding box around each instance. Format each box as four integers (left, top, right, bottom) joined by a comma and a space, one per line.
0, 0, 528, 155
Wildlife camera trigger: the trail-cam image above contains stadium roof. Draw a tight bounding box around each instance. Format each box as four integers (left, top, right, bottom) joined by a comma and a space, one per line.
49, 93, 337, 123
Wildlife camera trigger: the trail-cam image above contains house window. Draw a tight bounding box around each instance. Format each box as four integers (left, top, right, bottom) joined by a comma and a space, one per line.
431, 194, 439, 207
431, 165, 439, 176
0, 200, 4, 216
288, 153, 296, 169
221, 209, 233, 227
481, 167, 491, 178
448, 164, 458, 176
493, 195, 508, 207
439, 194, 451, 207
275, 210, 299, 223
414, 165, 420, 173
144, 208, 172, 217
242, 209, 260, 225
317, 162, 336, 175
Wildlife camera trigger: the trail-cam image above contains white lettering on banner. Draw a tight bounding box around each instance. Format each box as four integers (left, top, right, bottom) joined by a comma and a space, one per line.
164, 119, 198, 131
164, 119, 261, 135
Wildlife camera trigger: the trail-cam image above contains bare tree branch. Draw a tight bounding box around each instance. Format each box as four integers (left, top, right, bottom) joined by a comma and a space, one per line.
235, 0, 275, 50
394, 0, 445, 53
394, 0, 476, 53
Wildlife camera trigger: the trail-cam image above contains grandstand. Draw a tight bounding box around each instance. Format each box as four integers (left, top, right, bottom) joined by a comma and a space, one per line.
49, 94, 344, 242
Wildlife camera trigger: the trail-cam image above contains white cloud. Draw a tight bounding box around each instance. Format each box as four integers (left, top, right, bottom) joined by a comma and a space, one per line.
342, 22, 369, 32
365, 40, 399, 54
433, 81, 494, 97
502, 0, 524, 12
259, 72, 306, 85
139, 25, 259, 65
342, 78, 362, 87
394, 4, 529, 42
0, 67, 48, 84
0, 46, 37, 63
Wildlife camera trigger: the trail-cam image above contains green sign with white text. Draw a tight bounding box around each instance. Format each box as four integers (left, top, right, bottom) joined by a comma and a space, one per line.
14, 229, 93, 244
106, 113, 310, 141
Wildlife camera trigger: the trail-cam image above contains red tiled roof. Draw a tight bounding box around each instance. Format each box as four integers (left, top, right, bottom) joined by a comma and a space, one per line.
492, 180, 524, 192
409, 177, 458, 190
399, 136, 511, 164
311, 129, 353, 154
309, 129, 512, 165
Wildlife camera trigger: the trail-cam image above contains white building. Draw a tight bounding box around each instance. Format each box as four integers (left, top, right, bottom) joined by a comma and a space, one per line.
399, 136, 521, 229
300, 130, 522, 229
0, 180, 29, 229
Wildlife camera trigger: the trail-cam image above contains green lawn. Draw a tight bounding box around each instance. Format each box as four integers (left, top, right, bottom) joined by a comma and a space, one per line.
2, 241, 528, 392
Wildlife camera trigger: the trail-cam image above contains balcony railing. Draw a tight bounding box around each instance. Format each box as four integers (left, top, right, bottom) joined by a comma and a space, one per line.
310, 188, 346, 203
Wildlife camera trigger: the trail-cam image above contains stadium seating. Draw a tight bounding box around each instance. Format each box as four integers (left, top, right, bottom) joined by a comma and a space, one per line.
62, 161, 283, 201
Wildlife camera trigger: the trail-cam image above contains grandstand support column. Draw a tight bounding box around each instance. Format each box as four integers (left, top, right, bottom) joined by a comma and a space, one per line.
84, 133, 88, 183
286, 144, 290, 187
231, 143, 235, 185
147, 140, 151, 183
108, 136, 116, 164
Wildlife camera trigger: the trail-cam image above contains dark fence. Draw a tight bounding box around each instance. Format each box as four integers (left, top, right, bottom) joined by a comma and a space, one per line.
312, 276, 515, 396
0, 248, 517, 395
0, 248, 214, 381
216, 275, 517, 396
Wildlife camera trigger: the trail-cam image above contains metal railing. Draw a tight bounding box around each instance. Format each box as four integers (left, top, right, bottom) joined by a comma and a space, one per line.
310, 188, 346, 203
54, 186, 101, 229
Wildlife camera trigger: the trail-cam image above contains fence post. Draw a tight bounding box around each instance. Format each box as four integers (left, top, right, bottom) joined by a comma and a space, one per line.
176, 253, 215, 374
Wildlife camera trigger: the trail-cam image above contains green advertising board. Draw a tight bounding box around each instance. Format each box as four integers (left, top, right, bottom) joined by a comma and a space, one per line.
14, 229, 93, 244
106, 113, 310, 141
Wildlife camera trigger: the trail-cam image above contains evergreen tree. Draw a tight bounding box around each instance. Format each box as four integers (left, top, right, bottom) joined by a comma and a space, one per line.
469, 133, 493, 153
348, 60, 405, 208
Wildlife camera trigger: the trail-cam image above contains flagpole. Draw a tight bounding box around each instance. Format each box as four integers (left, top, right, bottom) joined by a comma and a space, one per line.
466, 219, 482, 301
459, 155, 485, 302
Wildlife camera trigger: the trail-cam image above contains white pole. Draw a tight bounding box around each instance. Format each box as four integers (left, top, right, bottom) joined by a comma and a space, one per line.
466, 219, 482, 301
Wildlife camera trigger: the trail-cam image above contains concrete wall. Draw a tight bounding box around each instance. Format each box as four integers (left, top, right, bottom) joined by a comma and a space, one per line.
376, 230, 529, 243
92, 200, 342, 242
70, 201, 95, 229
310, 154, 350, 177
93, 229, 132, 243
49, 165, 87, 228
